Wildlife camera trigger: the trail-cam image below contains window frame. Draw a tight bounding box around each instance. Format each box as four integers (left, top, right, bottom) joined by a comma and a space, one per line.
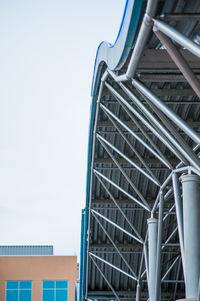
6, 281, 32, 301
42, 280, 68, 301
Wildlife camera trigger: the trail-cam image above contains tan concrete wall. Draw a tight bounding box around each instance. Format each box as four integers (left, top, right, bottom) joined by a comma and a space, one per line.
0, 256, 77, 301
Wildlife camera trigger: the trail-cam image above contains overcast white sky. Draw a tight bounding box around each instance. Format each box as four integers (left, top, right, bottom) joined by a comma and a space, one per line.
0, 0, 125, 257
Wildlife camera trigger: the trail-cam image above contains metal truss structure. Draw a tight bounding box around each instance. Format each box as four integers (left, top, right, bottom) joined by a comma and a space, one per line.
79, 1, 200, 300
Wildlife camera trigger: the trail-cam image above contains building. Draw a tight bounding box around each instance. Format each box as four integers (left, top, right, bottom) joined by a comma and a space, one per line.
0, 246, 77, 301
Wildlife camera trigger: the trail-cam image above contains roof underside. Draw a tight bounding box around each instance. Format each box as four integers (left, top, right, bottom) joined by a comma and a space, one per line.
84, 1, 200, 300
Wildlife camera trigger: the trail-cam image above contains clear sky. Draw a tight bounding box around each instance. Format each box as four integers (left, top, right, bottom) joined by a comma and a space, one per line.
0, 0, 125, 257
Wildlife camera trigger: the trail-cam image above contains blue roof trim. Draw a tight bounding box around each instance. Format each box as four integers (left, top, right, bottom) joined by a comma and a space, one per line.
110, 0, 129, 49
79, 1, 144, 300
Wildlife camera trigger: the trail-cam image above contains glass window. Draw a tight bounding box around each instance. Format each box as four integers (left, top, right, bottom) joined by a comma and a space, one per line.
6, 290, 18, 301
56, 290, 68, 301
43, 281, 68, 301
56, 281, 68, 289
43, 290, 54, 301
43, 281, 55, 289
19, 290, 32, 301
20, 281, 32, 289
6, 281, 32, 301
6, 282, 18, 290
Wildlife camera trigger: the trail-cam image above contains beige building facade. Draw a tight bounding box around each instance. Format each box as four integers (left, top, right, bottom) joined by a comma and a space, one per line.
0, 256, 77, 301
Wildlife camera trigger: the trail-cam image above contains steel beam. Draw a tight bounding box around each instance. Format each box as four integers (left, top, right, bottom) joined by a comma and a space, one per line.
100, 104, 171, 168
138, 73, 200, 82
159, 13, 200, 22
87, 291, 185, 297
95, 157, 179, 165
89, 252, 137, 281
154, 29, 200, 98
105, 79, 172, 168
132, 79, 200, 146
91, 211, 138, 279
116, 0, 159, 80
90, 243, 180, 249
143, 97, 200, 169
94, 169, 150, 212
89, 255, 120, 301
94, 174, 144, 241
137, 49, 200, 70
97, 120, 200, 128
153, 19, 200, 58
99, 105, 159, 183
97, 133, 159, 186
161, 256, 180, 281
91, 209, 143, 244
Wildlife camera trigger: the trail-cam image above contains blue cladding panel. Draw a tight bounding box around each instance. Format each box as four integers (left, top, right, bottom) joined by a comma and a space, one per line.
56, 281, 68, 289
7, 282, 18, 289
19, 290, 31, 301
43, 281, 55, 289
6, 290, 18, 301
20, 281, 32, 289
43, 290, 54, 301
56, 290, 68, 301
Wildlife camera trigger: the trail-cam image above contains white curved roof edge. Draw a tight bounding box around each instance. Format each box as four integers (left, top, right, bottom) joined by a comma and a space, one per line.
91, 0, 143, 96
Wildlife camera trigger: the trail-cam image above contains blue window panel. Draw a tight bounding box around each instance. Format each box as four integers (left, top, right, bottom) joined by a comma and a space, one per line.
43, 281, 55, 289
20, 281, 32, 289
19, 290, 31, 301
43, 289, 54, 301
56, 290, 68, 301
7, 281, 18, 289
56, 281, 68, 289
6, 290, 18, 301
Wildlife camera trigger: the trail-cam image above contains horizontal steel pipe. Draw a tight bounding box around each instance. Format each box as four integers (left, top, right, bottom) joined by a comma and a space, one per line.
153, 19, 200, 58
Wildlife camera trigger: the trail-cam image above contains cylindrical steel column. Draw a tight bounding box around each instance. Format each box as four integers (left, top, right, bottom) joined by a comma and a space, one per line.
136, 282, 141, 301
148, 218, 158, 301
181, 174, 200, 299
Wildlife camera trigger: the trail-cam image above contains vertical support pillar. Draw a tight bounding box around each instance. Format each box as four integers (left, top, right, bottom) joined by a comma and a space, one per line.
181, 174, 200, 299
136, 282, 141, 301
172, 173, 185, 279
148, 218, 158, 301
155, 191, 164, 301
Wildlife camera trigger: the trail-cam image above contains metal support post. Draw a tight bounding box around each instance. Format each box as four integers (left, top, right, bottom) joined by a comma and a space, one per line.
181, 174, 200, 299
155, 192, 164, 301
148, 217, 158, 301
136, 282, 141, 301
172, 173, 185, 279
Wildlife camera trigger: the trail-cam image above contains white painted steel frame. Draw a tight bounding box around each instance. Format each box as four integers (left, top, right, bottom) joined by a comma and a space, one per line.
85, 1, 200, 300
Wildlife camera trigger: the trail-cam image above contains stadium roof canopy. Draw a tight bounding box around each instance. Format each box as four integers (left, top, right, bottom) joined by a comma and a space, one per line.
80, 0, 200, 300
